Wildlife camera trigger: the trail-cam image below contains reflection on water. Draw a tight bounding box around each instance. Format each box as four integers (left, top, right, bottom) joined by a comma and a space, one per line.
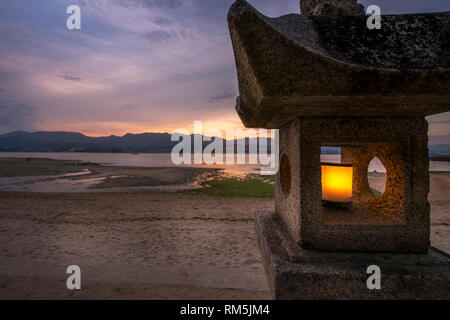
0, 152, 449, 173
0, 169, 93, 193
0, 152, 449, 193
0, 168, 205, 193
0, 152, 275, 175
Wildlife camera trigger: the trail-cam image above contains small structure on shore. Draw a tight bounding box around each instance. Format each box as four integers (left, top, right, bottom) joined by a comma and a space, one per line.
228, 0, 450, 299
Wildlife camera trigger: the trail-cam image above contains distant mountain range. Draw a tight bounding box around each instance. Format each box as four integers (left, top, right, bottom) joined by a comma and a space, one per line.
0, 131, 448, 155
0, 131, 272, 154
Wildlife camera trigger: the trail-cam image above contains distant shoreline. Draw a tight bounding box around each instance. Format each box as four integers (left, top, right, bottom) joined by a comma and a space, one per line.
1, 151, 449, 157
430, 155, 450, 162
0, 157, 222, 193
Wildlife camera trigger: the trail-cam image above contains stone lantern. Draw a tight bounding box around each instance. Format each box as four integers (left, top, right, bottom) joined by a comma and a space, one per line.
228, 0, 450, 299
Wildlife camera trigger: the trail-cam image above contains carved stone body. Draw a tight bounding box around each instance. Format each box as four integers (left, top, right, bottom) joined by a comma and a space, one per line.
228, 0, 450, 299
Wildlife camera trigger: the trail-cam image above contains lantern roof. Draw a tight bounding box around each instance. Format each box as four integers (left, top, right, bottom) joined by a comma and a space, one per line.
228, 0, 450, 128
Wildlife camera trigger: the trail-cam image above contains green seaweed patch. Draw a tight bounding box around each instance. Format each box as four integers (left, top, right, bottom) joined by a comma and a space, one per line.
195, 176, 275, 198
370, 187, 383, 198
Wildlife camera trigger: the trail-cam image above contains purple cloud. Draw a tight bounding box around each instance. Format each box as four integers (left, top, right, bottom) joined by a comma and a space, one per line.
0, 0, 448, 135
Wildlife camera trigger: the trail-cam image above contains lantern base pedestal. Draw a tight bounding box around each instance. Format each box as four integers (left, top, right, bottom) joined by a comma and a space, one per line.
255, 211, 450, 300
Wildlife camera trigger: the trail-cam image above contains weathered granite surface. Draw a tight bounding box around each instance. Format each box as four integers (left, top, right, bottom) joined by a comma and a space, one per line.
229, 0, 450, 299
276, 117, 430, 252
301, 0, 364, 16
256, 211, 450, 300
228, 0, 450, 128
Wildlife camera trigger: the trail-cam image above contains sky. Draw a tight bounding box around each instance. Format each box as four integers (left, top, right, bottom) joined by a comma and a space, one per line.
0, 0, 449, 138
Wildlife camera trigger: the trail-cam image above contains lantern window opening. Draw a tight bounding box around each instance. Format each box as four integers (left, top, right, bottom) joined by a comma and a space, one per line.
319, 142, 406, 226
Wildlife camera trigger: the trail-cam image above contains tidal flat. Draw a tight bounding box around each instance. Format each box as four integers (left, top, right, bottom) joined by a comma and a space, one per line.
0, 157, 448, 299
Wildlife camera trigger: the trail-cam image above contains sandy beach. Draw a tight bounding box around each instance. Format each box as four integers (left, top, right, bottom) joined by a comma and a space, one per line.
0, 158, 449, 299
0, 192, 273, 299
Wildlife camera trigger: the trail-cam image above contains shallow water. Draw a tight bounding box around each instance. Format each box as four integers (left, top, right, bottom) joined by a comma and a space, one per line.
0, 152, 448, 173
0, 152, 268, 175
0, 169, 206, 193
0, 152, 448, 193
0, 169, 96, 193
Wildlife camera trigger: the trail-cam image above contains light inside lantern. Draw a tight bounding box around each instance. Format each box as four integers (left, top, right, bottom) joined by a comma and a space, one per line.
321, 163, 354, 204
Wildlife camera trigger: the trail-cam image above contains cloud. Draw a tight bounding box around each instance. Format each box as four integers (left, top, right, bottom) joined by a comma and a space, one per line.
0, 0, 449, 136
0, 100, 37, 133
430, 120, 450, 124
152, 17, 171, 26
427, 112, 450, 136
78, 0, 186, 35
143, 29, 179, 42
208, 90, 236, 103
359, 0, 450, 14
58, 74, 83, 82
427, 112, 450, 124
128, 0, 183, 10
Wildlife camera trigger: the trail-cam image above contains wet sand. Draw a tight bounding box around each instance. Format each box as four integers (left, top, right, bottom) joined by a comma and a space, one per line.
0, 157, 93, 177
0, 157, 220, 193
0, 158, 448, 299
0, 192, 273, 299
367, 172, 387, 194
428, 173, 450, 253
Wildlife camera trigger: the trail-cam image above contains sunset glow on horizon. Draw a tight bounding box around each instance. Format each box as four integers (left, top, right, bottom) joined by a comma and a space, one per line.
0, 0, 449, 139
33, 116, 252, 138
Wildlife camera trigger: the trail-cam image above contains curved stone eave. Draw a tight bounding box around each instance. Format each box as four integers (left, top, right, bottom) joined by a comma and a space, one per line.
241, 95, 450, 129
265, 10, 450, 72
228, 0, 450, 128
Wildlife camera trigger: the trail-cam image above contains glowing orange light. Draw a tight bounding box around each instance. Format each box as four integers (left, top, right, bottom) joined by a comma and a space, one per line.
321, 163, 353, 203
